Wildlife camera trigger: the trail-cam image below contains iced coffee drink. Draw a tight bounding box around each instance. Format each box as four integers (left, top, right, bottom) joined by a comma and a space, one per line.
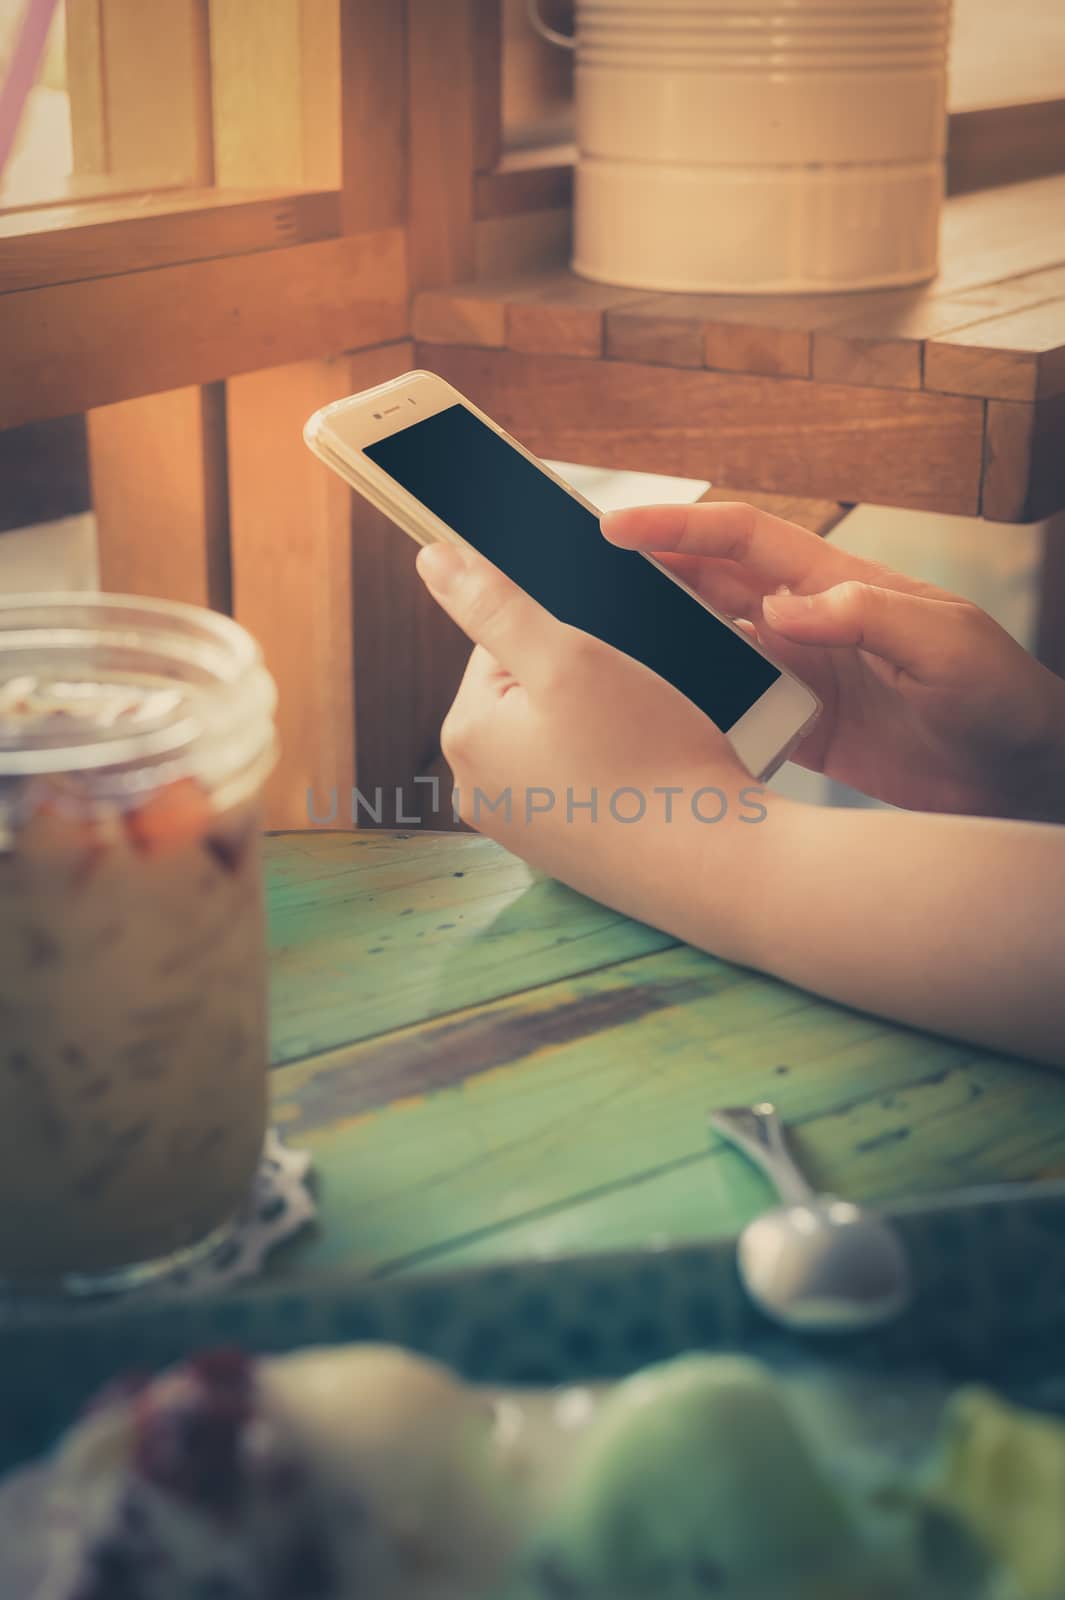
0, 597, 278, 1288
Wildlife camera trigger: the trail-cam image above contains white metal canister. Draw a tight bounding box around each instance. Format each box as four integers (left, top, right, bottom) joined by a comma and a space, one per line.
530, 0, 953, 293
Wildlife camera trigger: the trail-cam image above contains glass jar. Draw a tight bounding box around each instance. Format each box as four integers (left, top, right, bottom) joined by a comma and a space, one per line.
0, 594, 277, 1291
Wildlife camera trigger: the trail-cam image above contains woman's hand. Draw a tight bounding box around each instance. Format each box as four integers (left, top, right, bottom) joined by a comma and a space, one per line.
415, 540, 779, 960
603, 501, 1065, 822
416, 535, 1065, 1065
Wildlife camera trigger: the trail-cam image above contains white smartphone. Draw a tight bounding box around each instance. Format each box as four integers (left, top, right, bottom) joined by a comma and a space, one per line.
304, 370, 820, 780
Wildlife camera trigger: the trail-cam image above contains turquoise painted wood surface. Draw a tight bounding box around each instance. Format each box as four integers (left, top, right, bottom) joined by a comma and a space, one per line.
266, 830, 1063, 1283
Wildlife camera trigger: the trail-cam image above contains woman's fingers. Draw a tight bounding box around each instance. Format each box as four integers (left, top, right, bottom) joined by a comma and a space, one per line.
654, 552, 765, 621
602, 501, 860, 591
416, 541, 562, 688
762, 581, 980, 683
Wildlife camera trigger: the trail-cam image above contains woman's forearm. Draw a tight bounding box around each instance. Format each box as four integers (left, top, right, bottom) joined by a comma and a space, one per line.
675, 798, 1065, 1068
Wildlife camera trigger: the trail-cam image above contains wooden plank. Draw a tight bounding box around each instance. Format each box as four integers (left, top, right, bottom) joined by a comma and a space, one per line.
504, 273, 646, 358
0, 228, 407, 428
1036, 512, 1065, 679
406, 0, 477, 288
472, 0, 504, 174
415, 344, 985, 515
0, 188, 341, 294
475, 159, 573, 220
338, 0, 406, 232
935, 173, 1065, 294
227, 359, 358, 830
1029, 392, 1065, 525
474, 208, 570, 279
948, 99, 1065, 196
65, 0, 107, 175
260, 832, 1041, 1277
604, 295, 707, 369
209, 0, 303, 187
264, 831, 678, 1063
415, 271, 646, 358
697, 487, 850, 541
605, 291, 852, 378
412, 287, 507, 349
87, 384, 229, 609
98, 0, 213, 183
924, 299, 1065, 401
981, 400, 1035, 522
811, 291, 1039, 391
301, 0, 342, 190
0, 172, 188, 216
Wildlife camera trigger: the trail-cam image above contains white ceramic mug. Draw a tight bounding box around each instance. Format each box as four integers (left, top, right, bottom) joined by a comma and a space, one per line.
529, 0, 952, 293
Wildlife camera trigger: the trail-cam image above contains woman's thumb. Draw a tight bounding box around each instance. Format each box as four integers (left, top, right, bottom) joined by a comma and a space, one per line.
762, 581, 956, 676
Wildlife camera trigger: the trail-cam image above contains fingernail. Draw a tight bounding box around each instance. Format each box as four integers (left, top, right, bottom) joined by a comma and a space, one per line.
763, 590, 815, 621
417, 541, 467, 594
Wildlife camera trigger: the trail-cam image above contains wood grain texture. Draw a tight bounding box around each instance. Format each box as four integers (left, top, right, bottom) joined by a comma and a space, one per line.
227, 359, 359, 830
209, 0, 304, 187
265, 831, 678, 1063
605, 290, 898, 379
0, 188, 341, 294
504, 273, 645, 358
936, 173, 1065, 294
924, 299, 1065, 402
92, 0, 214, 184
473, 209, 570, 279
87, 384, 229, 609
475, 158, 573, 220
983, 393, 1065, 524
300, 0, 342, 190
1036, 513, 1065, 679
415, 345, 985, 514
0, 171, 188, 216
65, 0, 108, 176
811, 291, 1036, 392
406, 0, 477, 289
412, 287, 507, 349
472, 0, 504, 174
0, 228, 408, 428
262, 830, 1048, 1278
981, 400, 1035, 522
1029, 391, 1065, 524
339, 0, 406, 232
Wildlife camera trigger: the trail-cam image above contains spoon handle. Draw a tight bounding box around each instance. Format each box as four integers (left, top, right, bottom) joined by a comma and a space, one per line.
709, 1102, 815, 1205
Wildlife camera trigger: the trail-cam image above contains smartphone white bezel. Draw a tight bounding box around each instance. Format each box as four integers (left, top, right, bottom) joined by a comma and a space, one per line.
304, 370, 821, 781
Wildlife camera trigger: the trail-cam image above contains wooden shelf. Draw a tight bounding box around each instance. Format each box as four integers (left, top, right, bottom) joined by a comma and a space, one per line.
0, 187, 342, 295
0, 227, 408, 430
414, 174, 1065, 523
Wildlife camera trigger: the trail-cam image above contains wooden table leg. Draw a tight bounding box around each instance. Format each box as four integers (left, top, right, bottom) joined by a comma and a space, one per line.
1037, 510, 1065, 679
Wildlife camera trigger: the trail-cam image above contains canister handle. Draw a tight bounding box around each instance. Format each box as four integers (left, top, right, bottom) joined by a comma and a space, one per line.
526, 0, 576, 50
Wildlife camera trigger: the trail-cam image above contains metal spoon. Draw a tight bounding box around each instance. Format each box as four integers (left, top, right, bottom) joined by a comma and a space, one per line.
710, 1101, 912, 1333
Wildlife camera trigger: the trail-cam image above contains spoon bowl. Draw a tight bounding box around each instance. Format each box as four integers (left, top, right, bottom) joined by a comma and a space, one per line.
738, 1195, 912, 1333
711, 1103, 912, 1334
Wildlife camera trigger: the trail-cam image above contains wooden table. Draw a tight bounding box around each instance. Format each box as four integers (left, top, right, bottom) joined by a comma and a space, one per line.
413, 174, 1065, 525
265, 830, 1065, 1287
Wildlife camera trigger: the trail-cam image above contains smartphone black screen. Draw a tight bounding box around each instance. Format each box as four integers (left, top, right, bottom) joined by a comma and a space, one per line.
365, 403, 780, 732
